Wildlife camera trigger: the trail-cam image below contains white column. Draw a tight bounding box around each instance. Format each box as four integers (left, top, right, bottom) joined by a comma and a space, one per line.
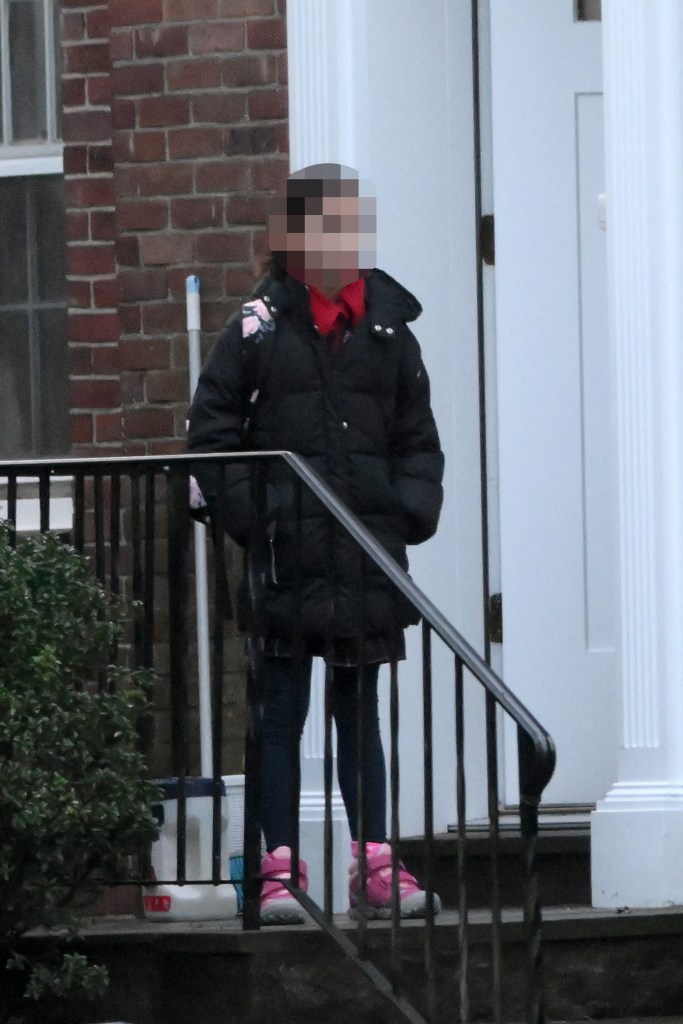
285, 0, 367, 910
286, 0, 369, 173
591, 0, 683, 907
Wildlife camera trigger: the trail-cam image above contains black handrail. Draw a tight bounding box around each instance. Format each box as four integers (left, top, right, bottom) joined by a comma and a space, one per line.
0, 451, 556, 1024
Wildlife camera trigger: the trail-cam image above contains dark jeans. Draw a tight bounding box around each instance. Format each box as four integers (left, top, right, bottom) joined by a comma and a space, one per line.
260, 655, 387, 851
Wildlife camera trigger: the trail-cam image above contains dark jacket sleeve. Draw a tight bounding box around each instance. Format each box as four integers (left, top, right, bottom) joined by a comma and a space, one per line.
390, 329, 445, 545
187, 313, 255, 546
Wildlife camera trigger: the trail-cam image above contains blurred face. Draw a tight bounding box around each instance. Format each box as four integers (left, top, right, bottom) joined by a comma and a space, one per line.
268, 177, 377, 296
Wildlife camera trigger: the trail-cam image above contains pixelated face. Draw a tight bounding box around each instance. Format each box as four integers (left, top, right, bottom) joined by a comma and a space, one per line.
268, 167, 377, 295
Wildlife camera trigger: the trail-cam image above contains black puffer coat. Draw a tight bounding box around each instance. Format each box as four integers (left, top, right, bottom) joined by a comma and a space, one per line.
187, 267, 444, 648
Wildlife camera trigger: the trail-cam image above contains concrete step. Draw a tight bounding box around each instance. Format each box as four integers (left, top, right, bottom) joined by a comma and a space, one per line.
12, 903, 683, 1024
400, 824, 591, 909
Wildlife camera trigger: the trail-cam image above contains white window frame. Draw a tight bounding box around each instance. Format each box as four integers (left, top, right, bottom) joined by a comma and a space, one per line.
0, 0, 64, 175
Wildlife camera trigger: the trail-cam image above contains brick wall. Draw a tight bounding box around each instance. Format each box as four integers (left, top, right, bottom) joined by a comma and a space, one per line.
61, 0, 289, 456
60, 0, 289, 779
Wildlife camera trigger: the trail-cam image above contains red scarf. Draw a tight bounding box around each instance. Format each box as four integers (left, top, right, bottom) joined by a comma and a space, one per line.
308, 278, 366, 351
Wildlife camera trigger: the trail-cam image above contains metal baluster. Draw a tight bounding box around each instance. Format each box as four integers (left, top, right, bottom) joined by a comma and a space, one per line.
486, 691, 502, 1024
389, 656, 402, 991
143, 471, 156, 670
518, 730, 547, 1024
38, 467, 50, 534
355, 553, 368, 960
422, 620, 436, 1023
211, 513, 227, 887
131, 473, 143, 670
167, 467, 190, 883
290, 467, 303, 893
455, 656, 469, 1024
324, 660, 334, 921
7, 471, 17, 547
94, 472, 105, 584
73, 471, 85, 554
243, 460, 264, 930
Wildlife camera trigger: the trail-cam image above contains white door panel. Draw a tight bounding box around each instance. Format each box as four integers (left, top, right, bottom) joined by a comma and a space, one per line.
490, 0, 617, 805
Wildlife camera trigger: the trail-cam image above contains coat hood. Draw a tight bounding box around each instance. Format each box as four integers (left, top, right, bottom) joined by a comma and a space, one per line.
251, 266, 422, 338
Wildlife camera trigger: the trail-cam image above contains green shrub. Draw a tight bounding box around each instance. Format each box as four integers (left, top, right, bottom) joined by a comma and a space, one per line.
0, 522, 160, 1022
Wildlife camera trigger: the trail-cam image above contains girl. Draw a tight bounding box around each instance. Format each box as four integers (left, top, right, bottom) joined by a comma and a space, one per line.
188, 163, 444, 924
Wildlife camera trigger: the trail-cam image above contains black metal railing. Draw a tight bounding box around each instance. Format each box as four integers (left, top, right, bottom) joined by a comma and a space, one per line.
0, 452, 555, 1024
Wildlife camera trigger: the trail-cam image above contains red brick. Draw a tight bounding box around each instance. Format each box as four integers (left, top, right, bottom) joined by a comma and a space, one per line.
171, 197, 223, 229
189, 21, 244, 55
111, 64, 164, 97
278, 0, 286, 13
146, 369, 188, 403
66, 209, 89, 243
119, 305, 141, 334
140, 233, 194, 266
95, 413, 123, 443
252, 226, 268, 258
85, 7, 110, 39
87, 74, 112, 106
68, 244, 116, 276
226, 125, 277, 155
120, 371, 145, 402
114, 129, 166, 163
69, 278, 91, 307
118, 268, 168, 302
123, 408, 175, 438
131, 163, 193, 196
277, 50, 287, 85
147, 438, 184, 454
222, 53, 273, 87
168, 126, 223, 159
246, 19, 286, 50
195, 159, 250, 193
117, 235, 140, 266
135, 25, 188, 58
226, 192, 269, 225
225, 267, 255, 296
63, 42, 110, 75
219, 0, 274, 13
92, 346, 122, 373
69, 312, 120, 342
93, 278, 120, 308
162, 0, 218, 20
88, 145, 114, 174
117, 199, 168, 231
91, 210, 117, 241
61, 11, 85, 42
70, 378, 121, 409
142, 302, 185, 334
112, 98, 136, 130
62, 76, 86, 107
248, 87, 287, 121
195, 232, 249, 263
166, 58, 221, 92
191, 93, 245, 125
251, 157, 288, 192
64, 145, 87, 176
71, 413, 94, 445
63, 109, 112, 142
69, 345, 92, 375
120, 338, 170, 370
137, 95, 189, 128
110, 28, 134, 61
109, 0, 163, 28
201, 302, 234, 332
276, 122, 288, 153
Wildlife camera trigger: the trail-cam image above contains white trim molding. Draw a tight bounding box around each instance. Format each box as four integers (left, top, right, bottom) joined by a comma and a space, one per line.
0, 150, 64, 177
592, 0, 683, 908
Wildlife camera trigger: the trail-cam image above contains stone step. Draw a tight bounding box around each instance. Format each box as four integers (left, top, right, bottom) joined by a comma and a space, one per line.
13, 903, 683, 1024
400, 824, 591, 908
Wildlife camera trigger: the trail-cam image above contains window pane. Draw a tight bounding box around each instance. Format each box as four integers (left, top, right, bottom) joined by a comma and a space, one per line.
0, 178, 28, 303
34, 176, 66, 301
9, 0, 47, 142
0, 311, 32, 457
38, 307, 68, 455
577, 0, 602, 20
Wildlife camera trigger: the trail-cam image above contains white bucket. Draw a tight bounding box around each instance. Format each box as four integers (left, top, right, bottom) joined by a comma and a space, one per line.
143, 776, 242, 922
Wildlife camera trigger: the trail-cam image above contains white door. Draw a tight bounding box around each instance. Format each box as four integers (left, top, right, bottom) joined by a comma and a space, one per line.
490, 0, 617, 805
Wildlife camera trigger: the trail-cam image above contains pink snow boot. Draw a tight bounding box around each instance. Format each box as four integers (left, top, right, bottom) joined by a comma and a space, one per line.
260, 846, 308, 925
348, 841, 442, 920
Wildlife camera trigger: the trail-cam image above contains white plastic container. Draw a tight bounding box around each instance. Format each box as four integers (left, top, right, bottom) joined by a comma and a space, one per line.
143, 776, 240, 922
